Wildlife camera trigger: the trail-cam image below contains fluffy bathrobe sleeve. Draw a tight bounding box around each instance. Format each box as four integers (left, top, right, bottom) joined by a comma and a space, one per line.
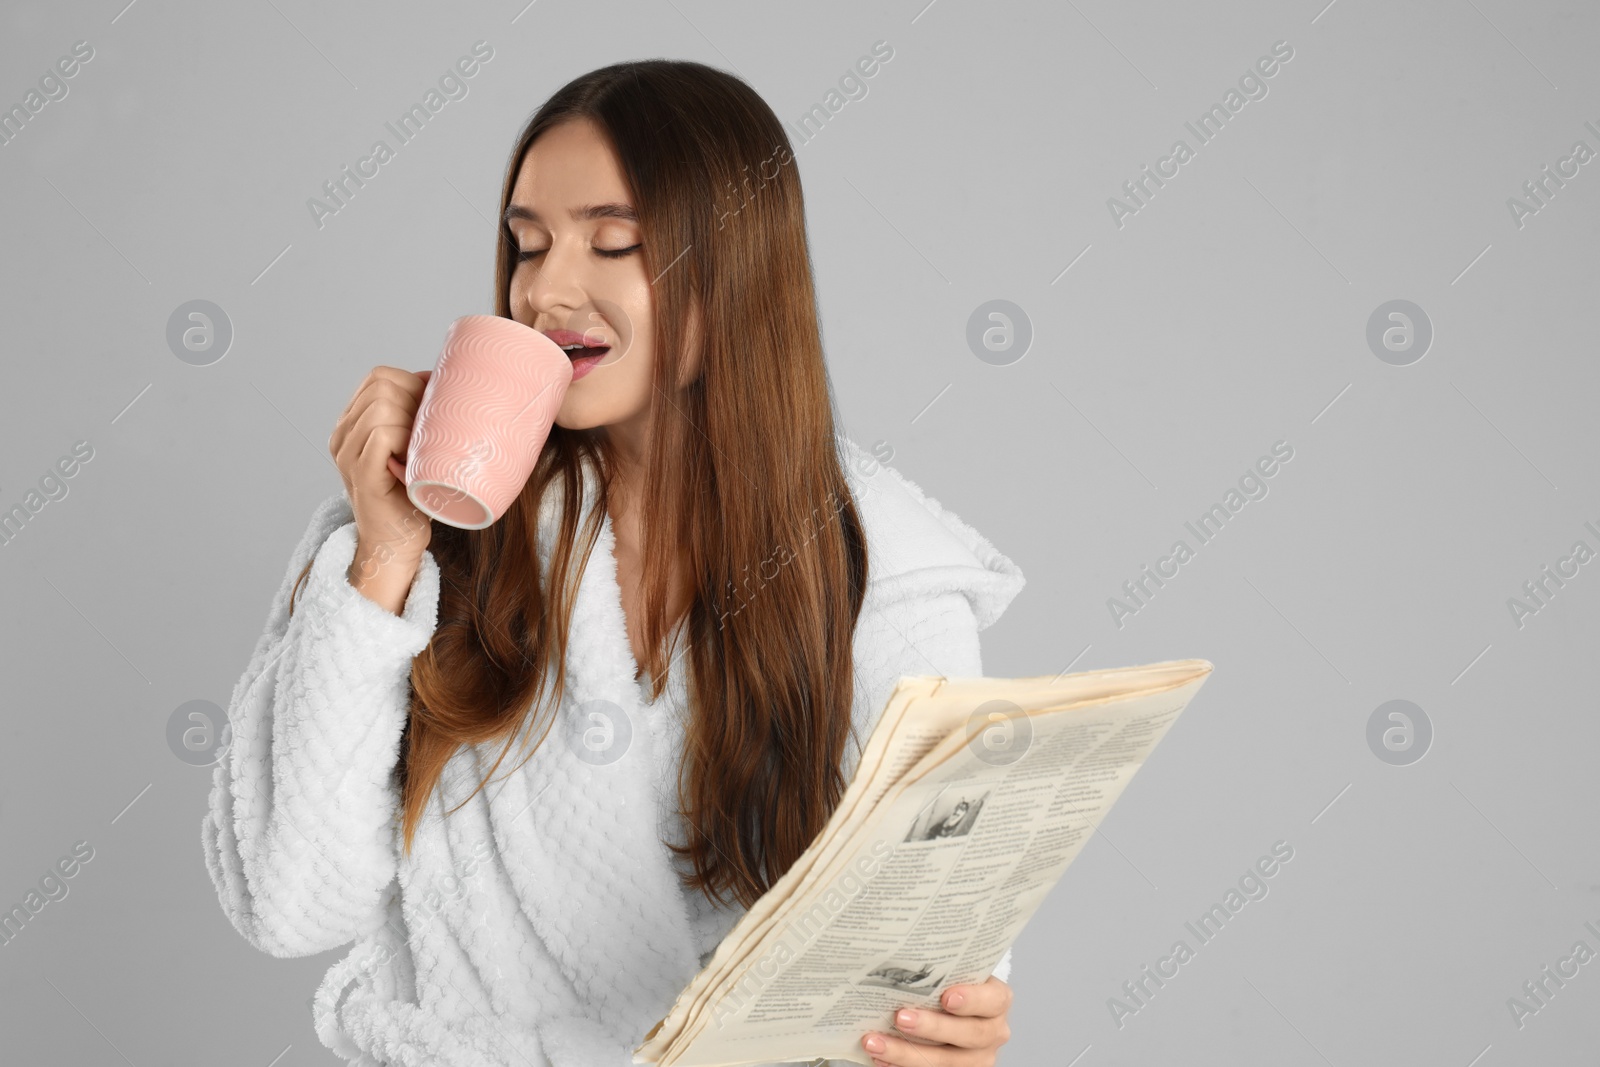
201, 492, 442, 958
843, 454, 1028, 988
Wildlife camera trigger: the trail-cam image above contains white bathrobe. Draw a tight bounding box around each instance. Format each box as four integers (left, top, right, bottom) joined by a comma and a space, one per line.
202, 435, 1026, 1067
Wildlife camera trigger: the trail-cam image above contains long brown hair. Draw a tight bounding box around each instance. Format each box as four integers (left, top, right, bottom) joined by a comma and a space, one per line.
287, 60, 868, 911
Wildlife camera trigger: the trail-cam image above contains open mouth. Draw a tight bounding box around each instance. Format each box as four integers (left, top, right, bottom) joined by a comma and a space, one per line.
542, 329, 611, 365
541, 329, 612, 380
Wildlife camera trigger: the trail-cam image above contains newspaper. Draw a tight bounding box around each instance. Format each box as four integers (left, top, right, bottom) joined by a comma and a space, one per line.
634, 658, 1213, 1067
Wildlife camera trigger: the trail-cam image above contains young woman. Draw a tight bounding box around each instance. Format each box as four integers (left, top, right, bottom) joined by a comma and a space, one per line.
203, 60, 1025, 1067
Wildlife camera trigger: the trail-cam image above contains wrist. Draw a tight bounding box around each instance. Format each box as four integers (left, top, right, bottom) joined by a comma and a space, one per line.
349, 537, 425, 585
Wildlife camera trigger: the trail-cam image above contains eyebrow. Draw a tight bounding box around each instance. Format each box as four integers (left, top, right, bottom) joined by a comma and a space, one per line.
502, 201, 639, 226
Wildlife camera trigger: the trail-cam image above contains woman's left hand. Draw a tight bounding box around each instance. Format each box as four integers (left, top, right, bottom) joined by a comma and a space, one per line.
860, 976, 1012, 1066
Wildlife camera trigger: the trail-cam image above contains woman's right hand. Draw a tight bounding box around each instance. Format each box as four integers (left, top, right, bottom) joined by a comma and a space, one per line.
328, 366, 434, 611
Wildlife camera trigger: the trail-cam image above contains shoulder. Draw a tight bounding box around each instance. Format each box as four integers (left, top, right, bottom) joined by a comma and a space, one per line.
835, 435, 1025, 631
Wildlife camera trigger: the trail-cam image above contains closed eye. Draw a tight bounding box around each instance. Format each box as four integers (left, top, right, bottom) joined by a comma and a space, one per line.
517, 243, 641, 262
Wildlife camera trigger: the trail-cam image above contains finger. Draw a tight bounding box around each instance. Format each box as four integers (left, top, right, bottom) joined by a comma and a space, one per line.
359, 376, 426, 418
331, 373, 421, 458
341, 426, 412, 496
355, 426, 413, 483
891, 1004, 1008, 1051
372, 364, 425, 386
333, 406, 409, 479
344, 396, 421, 460
336, 366, 406, 423
353, 368, 428, 417
941, 976, 1013, 1019
861, 1028, 982, 1067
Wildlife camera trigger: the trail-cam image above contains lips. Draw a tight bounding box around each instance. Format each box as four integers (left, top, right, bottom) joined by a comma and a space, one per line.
541, 328, 611, 361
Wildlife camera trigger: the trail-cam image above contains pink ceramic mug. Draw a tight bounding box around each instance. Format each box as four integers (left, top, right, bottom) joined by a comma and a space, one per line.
404, 315, 573, 529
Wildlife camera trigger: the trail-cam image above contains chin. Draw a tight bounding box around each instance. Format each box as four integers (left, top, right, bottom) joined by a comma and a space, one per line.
553, 410, 599, 431
556, 379, 651, 428
555, 400, 619, 431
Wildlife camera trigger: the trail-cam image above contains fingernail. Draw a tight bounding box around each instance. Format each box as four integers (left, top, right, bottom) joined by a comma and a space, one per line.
945, 990, 966, 1009
864, 1034, 886, 1053
896, 1009, 918, 1030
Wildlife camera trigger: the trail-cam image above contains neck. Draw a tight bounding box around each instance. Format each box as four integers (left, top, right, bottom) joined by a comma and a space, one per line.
601, 402, 650, 476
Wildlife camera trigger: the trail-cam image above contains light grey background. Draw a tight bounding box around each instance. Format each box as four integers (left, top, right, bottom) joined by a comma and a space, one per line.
1, 0, 1596, 1063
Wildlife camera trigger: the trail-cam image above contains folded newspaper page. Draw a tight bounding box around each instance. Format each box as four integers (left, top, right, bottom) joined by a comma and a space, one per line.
634, 658, 1212, 1067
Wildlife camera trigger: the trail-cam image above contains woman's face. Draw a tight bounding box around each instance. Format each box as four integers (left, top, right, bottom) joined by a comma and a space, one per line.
505, 118, 699, 440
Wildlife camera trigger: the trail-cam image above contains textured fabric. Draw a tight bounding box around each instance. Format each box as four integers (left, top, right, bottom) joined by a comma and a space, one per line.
202, 435, 1024, 1066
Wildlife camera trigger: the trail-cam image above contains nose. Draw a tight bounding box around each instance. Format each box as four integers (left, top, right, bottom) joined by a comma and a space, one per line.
518, 237, 588, 328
